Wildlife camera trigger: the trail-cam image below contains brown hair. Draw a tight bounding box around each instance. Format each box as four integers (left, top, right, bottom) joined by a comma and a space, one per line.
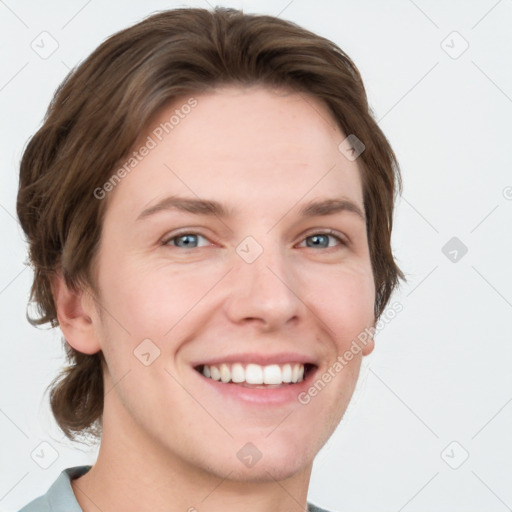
17, 7, 405, 441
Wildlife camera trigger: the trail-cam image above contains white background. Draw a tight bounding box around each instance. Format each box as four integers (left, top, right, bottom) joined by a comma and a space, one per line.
1, 1, 511, 511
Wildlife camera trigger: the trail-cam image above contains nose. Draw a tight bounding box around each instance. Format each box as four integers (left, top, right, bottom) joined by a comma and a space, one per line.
223, 241, 303, 331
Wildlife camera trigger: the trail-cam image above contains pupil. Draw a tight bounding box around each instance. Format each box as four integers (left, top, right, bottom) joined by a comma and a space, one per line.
178, 234, 196, 247
308, 234, 327, 248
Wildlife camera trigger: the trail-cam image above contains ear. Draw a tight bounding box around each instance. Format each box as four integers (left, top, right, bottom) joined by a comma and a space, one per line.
51, 269, 101, 355
361, 320, 376, 356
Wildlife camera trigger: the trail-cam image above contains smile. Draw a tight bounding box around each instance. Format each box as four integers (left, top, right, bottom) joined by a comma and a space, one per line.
196, 362, 317, 386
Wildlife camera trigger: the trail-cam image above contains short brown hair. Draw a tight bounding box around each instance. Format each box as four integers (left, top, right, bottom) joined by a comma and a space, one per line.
17, 7, 405, 441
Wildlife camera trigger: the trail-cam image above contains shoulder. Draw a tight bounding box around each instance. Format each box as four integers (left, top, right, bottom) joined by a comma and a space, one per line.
18, 494, 52, 512
18, 470, 330, 512
17, 465, 91, 512
308, 502, 336, 512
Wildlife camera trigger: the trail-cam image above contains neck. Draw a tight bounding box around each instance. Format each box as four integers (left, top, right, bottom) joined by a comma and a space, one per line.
71, 394, 313, 512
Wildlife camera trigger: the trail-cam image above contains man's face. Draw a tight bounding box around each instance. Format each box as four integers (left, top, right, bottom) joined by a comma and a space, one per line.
87, 85, 375, 481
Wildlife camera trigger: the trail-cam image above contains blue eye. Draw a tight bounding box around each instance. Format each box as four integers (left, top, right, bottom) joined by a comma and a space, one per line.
164, 233, 209, 249
300, 231, 346, 249
162, 230, 346, 250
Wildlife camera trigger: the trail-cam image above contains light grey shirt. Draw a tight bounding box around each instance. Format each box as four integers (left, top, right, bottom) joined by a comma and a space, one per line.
18, 465, 332, 512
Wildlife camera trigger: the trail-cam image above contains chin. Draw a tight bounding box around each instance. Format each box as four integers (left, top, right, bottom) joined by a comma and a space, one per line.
211, 440, 315, 482
222, 458, 310, 483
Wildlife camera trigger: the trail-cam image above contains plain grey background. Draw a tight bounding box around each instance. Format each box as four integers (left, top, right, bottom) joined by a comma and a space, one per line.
1, 1, 511, 511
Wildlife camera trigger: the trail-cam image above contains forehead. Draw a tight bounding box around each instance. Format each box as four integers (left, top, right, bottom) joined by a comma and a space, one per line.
159, 85, 345, 165
108, 85, 363, 219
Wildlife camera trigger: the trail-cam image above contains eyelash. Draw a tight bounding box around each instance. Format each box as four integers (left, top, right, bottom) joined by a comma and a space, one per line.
161, 229, 348, 250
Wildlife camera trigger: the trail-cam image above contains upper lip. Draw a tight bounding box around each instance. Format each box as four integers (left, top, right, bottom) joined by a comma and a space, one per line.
191, 352, 318, 368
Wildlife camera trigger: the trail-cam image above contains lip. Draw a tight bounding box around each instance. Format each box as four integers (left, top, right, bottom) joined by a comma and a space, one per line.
193, 363, 319, 406
190, 352, 318, 368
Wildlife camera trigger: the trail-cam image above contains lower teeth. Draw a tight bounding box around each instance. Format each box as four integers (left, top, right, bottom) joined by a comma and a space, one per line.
228, 382, 287, 388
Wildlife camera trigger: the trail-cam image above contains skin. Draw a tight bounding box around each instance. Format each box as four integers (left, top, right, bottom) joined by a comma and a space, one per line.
52, 85, 376, 512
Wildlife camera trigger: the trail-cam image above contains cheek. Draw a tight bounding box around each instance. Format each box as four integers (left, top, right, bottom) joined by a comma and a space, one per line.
95, 255, 224, 365
303, 261, 375, 337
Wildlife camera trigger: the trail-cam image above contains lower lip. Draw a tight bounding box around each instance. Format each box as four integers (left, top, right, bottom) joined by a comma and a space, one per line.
194, 367, 318, 406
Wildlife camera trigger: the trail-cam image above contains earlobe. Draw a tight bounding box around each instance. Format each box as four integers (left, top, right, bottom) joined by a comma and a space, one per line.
361, 320, 376, 356
361, 336, 375, 356
51, 269, 101, 355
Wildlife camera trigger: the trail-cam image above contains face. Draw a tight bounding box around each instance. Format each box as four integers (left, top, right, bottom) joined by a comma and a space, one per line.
84, 85, 375, 482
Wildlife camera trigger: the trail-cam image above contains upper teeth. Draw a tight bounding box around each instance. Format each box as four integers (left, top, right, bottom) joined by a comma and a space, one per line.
201, 363, 305, 384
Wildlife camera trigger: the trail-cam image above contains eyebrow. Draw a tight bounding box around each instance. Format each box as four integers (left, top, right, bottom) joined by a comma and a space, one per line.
299, 197, 365, 221
136, 195, 365, 222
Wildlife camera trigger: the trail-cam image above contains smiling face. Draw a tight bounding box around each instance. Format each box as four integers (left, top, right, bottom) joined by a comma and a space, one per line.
80, 85, 375, 483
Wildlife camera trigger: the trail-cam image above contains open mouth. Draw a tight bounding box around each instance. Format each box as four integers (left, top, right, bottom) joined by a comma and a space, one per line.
193, 362, 317, 388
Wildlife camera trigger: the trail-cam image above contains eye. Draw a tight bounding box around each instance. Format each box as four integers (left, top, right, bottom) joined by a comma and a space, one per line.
162, 232, 211, 249
161, 229, 347, 250
298, 230, 347, 249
